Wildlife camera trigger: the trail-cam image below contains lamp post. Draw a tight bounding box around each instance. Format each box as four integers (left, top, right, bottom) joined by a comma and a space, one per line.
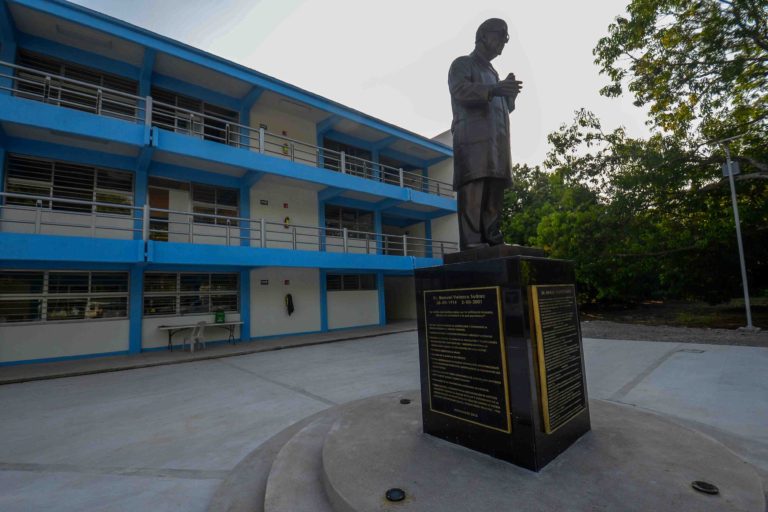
718, 137, 758, 331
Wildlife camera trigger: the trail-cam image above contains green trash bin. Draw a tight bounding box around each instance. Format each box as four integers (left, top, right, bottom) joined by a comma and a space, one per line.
214, 310, 225, 324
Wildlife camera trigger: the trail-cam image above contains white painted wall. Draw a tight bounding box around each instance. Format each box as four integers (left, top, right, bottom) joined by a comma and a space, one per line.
0, 209, 133, 240
384, 277, 417, 321
431, 214, 459, 254
142, 312, 242, 350
250, 267, 321, 337
427, 158, 455, 198
249, 103, 318, 164
328, 290, 379, 330
0, 320, 129, 363
250, 182, 319, 250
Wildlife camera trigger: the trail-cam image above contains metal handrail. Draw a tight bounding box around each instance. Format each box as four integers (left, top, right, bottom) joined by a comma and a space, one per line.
0, 192, 459, 255
1, 60, 454, 196
1, 61, 146, 122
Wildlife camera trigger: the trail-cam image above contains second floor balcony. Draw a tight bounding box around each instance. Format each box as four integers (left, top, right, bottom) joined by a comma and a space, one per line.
0, 192, 459, 260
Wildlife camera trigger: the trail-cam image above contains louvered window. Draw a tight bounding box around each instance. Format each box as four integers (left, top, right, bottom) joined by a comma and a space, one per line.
151, 87, 239, 146
143, 272, 239, 316
4, 155, 133, 213
15, 51, 139, 121
0, 270, 129, 323
191, 184, 239, 225
324, 205, 374, 239
326, 274, 377, 291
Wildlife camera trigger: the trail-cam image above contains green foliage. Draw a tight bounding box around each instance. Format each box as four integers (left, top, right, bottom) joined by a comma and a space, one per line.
503, 111, 768, 304
594, 0, 768, 140
500, 0, 768, 305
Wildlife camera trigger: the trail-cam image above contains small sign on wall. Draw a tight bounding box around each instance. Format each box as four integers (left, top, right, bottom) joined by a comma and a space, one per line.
260, 279, 269, 285
260, 199, 269, 206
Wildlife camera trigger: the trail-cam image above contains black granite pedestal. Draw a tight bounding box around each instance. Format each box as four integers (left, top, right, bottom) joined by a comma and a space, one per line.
414, 249, 591, 472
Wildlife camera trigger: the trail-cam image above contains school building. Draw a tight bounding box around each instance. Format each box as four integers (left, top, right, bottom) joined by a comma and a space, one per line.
0, 0, 458, 365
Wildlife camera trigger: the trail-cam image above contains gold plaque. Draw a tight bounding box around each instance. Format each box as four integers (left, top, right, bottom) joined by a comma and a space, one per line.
530, 284, 586, 434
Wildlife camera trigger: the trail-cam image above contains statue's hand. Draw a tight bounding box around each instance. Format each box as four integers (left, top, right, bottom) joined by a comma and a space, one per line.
492, 75, 522, 97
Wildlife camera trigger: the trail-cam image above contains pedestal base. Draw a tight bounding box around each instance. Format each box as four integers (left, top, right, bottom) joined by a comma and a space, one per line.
415, 255, 590, 471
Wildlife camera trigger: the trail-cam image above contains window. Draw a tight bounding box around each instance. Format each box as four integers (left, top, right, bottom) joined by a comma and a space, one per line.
191, 184, 239, 225
322, 138, 373, 177
0, 270, 129, 324
324, 205, 374, 238
143, 272, 239, 316
151, 87, 240, 146
326, 274, 377, 291
4, 155, 133, 213
15, 51, 139, 120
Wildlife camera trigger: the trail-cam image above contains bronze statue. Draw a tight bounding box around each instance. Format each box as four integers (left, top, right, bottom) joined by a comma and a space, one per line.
448, 18, 522, 250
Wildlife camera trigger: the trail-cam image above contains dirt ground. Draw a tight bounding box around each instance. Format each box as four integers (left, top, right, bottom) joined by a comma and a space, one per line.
580, 299, 768, 347
580, 320, 767, 347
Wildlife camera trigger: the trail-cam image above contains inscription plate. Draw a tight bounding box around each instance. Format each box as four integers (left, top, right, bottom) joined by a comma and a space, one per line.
530, 284, 586, 434
423, 287, 511, 433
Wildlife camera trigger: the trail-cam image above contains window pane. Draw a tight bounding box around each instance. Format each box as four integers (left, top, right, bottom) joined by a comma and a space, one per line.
192, 184, 216, 204
211, 294, 238, 312
145, 273, 177, 293
180, 273, 209, 292
91, 272, 129, 293
0, 271, 44, 295
180, 295, 209, 314
144, 296, 176, 316
217, 188, 238, 208
211, 274, 238, 291
342, 275, 360, 290
47, 298, 87, 320
48, 272, 89, 294
87, 297, 128, 319
0, 299, 42, 323
193, 205, 216, 224
52, 163, 94, 212
326, 274, 341, 291
360, 275, 377, 290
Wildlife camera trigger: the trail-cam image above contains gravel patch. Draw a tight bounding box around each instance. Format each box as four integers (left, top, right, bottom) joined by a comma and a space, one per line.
581, 320, 767, 347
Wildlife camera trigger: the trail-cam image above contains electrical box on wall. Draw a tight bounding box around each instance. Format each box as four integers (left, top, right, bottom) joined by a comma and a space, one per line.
260, 199, 268, 206
260, 280, 269, 285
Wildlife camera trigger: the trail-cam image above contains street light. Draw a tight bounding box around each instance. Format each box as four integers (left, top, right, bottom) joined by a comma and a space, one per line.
715, 134, 759, 331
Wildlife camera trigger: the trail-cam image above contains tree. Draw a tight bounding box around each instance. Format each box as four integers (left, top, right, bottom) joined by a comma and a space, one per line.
594, 0, 768, 143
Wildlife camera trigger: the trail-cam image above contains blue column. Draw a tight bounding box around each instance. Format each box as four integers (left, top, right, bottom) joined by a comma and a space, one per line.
128, 266, 144, 354
377, 272, 386, 326
240, 269, 251, 342
424, 220, 433, 258
374, 210, 383, 255
0, 147, 6, 194
319, 269, 328, 332
318, 199, 326, 252
240, 184, 250, 246
133, 168, 148, 240
0, 5, 16, 97
371, 148, 381, 181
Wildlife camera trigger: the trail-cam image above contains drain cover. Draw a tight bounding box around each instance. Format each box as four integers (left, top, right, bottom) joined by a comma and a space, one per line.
386, 488, 406, 502
691, 481, 719, 495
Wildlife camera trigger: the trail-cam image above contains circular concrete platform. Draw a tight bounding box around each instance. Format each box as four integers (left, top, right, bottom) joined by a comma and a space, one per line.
208, 392, 766, 512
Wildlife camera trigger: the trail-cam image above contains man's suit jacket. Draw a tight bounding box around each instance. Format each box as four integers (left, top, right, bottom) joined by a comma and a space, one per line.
448, 50, 514, 189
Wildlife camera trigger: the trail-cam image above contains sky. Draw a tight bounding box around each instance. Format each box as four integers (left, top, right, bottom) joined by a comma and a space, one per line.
69, 0, 650, 166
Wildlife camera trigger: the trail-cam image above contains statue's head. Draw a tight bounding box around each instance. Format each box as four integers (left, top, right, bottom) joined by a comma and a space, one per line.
475, 18, 508, 59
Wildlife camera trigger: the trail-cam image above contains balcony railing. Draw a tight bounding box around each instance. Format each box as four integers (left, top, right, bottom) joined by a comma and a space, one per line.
0, 61, 454, 198
0, 192, 459, 258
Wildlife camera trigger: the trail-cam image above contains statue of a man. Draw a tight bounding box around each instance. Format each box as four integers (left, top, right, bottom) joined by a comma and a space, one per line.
448, 18, 522, 250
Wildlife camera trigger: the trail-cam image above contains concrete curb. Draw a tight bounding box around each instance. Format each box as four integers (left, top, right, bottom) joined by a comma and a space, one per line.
0, 326, 417, 386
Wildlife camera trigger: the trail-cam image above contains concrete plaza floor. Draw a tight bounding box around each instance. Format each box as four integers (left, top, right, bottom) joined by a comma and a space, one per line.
0, 332, 766, 511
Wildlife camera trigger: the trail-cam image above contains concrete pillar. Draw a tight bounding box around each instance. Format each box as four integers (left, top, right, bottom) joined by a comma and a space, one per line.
240, 269, 251, 342
319, 269, 328, 332
128, 266, 144, 354
377, 272, 386, 326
